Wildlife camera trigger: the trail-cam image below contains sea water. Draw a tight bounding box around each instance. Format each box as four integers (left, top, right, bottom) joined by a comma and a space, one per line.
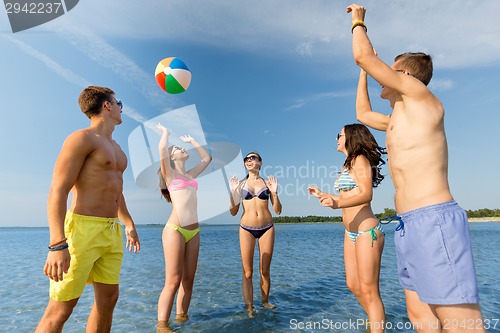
0, 222, 498, 333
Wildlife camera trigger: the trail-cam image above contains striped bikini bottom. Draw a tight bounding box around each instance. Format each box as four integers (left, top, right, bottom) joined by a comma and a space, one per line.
345, 223, 384, 247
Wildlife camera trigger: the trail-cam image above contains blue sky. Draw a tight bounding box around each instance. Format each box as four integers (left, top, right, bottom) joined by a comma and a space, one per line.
1, 1, 499, 227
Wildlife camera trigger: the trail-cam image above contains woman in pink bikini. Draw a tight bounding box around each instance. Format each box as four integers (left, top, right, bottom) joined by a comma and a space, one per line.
156, 123, 212, 332
229, 151, 282, 317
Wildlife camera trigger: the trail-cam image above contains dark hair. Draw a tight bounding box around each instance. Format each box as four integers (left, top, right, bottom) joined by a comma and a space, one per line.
394, 52, 433, 86
78, 86, 115, 119
158, 146, 177, 203
158, 168, 171, 202
343, 124, 386, 187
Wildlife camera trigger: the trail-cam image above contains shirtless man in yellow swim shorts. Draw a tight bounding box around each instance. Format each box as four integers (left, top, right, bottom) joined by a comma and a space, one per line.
35, 86, 141, 333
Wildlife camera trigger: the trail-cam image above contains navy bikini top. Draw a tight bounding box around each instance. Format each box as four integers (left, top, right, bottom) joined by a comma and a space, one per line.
241, 178, 270, 200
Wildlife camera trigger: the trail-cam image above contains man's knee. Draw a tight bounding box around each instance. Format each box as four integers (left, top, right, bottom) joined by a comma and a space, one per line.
94, 283, 120, 309
36, 299, 78, 332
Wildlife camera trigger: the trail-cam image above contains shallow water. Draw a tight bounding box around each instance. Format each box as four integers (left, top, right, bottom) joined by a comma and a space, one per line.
0, 222, 498, 332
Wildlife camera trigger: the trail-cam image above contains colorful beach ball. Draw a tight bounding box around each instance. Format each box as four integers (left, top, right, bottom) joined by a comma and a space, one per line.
155, 57, 192, 94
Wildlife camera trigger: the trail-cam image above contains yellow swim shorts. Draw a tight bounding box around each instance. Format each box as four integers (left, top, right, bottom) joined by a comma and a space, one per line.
50, 211, 123, 302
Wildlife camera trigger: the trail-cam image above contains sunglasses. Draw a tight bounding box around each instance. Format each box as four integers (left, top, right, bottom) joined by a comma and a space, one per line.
243, 155, 260, 162
337, 133, 345, 140
171, 146, 182, 154
109, 100, 123, 110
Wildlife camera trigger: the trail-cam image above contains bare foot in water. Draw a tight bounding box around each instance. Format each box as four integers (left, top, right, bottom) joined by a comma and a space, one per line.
175, 313, 189, 323
245, 305, 254, 318
157, 321, 174, 333
263, 301, 276, 309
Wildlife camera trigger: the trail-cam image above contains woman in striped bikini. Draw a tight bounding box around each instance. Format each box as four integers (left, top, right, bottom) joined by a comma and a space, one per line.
308, 124, 386, 333
156, 123, 212, 332
229, 152, 282, 317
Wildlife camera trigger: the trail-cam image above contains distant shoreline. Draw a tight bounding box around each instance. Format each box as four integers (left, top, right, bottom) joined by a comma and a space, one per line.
468, 217, 500, 223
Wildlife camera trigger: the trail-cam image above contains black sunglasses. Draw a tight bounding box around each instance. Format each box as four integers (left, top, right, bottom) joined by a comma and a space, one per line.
109, 100, 123, 110
244, 155, 260, 162
337, 133, 345, 140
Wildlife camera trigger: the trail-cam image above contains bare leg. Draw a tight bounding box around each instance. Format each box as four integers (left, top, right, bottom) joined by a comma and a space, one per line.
175, 232, 200, 322
158, 226, 185, 324
344, 233, 367, 311
355, 231, 385, 333
405, 293, 485, 333
432, 303, 485, 333
258, 226, 276, 309
240, 227, 256, 317
405, 290, 440, 333
35, 298, 79, 333
156, 320, 174, 333
86, 282, 119, 333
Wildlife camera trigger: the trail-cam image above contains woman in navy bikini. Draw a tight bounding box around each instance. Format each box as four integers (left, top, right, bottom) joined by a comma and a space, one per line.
156, 123, 212, 332
308, 124, 386, 333
229, 152, 282, 317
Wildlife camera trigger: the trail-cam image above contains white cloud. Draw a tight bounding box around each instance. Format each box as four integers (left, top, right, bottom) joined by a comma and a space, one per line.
2, 34, 149, 123
1, 34, 90, 87
284, 90, 353, 112
429, 79, 454, 91
47, 0, 500, 69
45, 20, 175, 110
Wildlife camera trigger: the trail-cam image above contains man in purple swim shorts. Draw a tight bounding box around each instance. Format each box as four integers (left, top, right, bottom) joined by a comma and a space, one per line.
347, 4, 485, 332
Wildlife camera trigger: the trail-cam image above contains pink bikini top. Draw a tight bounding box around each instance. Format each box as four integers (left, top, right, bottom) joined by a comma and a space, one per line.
167, 173, 199, 192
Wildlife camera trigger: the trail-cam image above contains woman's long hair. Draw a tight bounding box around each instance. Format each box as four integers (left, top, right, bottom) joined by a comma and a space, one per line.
343, 124, 387, 187
158, 146, 176, 202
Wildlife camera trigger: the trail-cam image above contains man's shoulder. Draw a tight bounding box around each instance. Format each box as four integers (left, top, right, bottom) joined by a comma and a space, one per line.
62, 128, 98, 151
67, 127, 95, 139
399, 91, 443, 117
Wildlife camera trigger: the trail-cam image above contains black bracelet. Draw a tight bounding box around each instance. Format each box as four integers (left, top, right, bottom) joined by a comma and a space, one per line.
351, 22, 367, 34
48, 243, 69, 251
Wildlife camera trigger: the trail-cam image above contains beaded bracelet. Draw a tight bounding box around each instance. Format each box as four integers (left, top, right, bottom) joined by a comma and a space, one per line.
48, 243, 69, 251
49, 237, 67, 248
351, 20, 367, 33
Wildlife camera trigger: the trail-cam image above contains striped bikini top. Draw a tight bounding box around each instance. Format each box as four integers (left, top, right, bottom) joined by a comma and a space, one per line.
335, 168, 358, 192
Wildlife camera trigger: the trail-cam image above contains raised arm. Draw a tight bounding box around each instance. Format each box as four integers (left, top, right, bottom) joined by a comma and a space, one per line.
157, 123, 174, 182
229, 175, 241, 216
356, 68, 390, 131
267, 175, 282, 215
182, 135, 212, 178
347, 4, 426, 99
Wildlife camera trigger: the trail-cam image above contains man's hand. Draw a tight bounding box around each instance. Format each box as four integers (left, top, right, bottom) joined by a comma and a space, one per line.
43, 249, 71, 282
346, 4, 366, 24
125, 227, 141, 252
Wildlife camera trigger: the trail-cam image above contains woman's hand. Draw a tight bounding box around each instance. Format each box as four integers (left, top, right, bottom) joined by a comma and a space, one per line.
180, 135, 194, 144
320, 195, 340, 209
229, 176, 240, 192
307, 186, 322, 198
156, 123, 170, 136
267, 175, 278, 194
